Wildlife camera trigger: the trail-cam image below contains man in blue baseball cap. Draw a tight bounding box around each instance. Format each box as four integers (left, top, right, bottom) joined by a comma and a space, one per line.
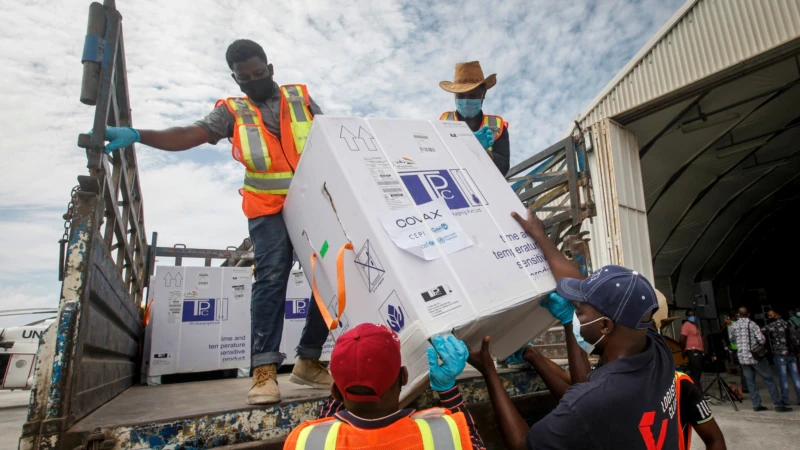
467, 211, 682, 450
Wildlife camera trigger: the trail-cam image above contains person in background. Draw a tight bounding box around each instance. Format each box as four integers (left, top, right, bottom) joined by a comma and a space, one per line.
789, 307, 800, 331
439, 61, 510, 176
764, 310, 800, 406
287, 323, 484, 449
466, 211, 680, 450
730, 307, 790, 412
92, 39, 330, 405
720, 313, 747, 392
681, 310, 705, 386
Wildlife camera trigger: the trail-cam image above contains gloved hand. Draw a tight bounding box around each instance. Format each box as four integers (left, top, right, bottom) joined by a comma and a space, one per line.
473, 126, 493, 150
427, 335, 469, 391
541, 292, 575, 325
88, 126, 141, 154
504, 343, 534, 365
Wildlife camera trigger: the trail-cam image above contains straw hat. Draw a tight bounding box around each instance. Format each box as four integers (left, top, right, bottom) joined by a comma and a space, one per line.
439, 61, 497, 94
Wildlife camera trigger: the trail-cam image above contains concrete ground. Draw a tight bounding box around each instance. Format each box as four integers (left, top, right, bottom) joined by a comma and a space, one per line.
691, 372, 800, 449
0, 390, 30, 450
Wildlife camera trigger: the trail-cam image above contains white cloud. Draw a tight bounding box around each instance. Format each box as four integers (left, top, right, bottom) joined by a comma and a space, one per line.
0, 0, 684, 311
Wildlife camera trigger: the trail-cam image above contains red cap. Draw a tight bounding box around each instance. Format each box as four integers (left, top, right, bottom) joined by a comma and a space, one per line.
330, 323, 402, 403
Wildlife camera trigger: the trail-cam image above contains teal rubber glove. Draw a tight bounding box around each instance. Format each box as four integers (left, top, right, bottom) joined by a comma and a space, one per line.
504, 343, 534, 364
427, 335, 469, 391
473, 126, 493, 150
88, 126, 141, 154
541, 292, 575, 325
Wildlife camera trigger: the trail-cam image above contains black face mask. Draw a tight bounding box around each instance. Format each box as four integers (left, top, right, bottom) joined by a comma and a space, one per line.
239, 76, 275, 102
767, 317, 777, 324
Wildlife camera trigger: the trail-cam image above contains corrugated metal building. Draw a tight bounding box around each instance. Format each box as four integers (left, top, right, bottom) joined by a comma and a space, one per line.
574, 0, 800, 316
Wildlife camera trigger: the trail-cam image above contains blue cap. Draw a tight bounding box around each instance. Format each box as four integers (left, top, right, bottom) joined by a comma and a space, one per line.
556, 265, 658, 330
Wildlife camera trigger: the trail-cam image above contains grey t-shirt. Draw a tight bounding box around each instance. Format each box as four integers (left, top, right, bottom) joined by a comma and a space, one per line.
195, 82, 323, 144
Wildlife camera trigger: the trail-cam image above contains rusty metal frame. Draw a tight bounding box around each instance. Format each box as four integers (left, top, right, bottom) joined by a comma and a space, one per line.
21, 2, 148, 449
507, 130, 595, 247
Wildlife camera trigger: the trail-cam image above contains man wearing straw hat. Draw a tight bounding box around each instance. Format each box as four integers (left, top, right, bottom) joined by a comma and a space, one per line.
439, 61, 510, 176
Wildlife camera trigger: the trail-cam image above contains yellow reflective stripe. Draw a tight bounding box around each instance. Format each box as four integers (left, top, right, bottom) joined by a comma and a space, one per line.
244, 171, 293, 193
295, 421, 340, 450
282, 85, 312, 123
295, 425, 314, 450
440, 111, 457, 121
414, 419, 436, 450
442, 415, 463, 450
414, 416, 460, 450
291, 121, 312, 154
281, 85, 313, 154
323, 421, 342, 450
227, 98, 271, 172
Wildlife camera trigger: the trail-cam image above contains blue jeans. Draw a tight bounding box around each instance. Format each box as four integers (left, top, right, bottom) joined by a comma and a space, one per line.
249, 213, 329, 367
774, 354, 800, 405
742, 358, 783, 407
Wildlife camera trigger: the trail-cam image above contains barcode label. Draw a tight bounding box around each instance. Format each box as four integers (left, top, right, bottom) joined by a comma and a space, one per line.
383, 188, 403, 193
197, 273, 210, 289
420, 147, 436, 153
413, 134, 428, 139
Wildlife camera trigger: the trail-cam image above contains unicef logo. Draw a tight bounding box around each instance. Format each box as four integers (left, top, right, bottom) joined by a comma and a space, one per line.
437, 237, 446, 244
428, 240, 435, 247
440, 223, 448, 230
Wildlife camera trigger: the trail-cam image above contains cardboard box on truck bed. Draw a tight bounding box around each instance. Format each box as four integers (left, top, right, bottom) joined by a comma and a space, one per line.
283, 117, 556, 399
146, 266, 251, 384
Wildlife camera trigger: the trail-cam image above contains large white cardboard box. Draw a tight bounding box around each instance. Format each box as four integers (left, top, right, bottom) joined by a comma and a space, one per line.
283, 117, 557, 399
147, 266, 251, 383
281, 265, 335, 363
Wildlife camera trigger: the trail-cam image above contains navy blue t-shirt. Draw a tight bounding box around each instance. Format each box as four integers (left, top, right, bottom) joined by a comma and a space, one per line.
526, 329, 679, 450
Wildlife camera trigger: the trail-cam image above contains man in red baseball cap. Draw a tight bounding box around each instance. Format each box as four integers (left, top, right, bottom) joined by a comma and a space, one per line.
284, 323, 485, 449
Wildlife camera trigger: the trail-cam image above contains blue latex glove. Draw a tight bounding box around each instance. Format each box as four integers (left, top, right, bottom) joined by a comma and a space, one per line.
504, 343, 534, 364
541, 292, 575, 325
473, 126, 493, 150
88, 126, 141, 154
427, 335, 469, 391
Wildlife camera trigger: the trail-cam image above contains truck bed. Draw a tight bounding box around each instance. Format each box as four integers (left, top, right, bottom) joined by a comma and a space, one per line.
63, 367, 557, 449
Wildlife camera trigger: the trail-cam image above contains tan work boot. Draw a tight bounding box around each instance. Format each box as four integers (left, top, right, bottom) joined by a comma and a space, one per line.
289, 358, 333, 389
247, 364, 281, 405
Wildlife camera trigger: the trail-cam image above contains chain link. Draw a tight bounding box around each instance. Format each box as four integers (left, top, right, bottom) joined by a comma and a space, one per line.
58, 185, 81, 281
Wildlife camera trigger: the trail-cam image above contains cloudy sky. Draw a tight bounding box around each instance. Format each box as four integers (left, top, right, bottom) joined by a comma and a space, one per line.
0, 0, 684, 327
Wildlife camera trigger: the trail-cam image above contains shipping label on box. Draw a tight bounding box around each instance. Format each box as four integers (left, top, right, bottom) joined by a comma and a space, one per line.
147, 266, 252, 380
284, 117, 557, 399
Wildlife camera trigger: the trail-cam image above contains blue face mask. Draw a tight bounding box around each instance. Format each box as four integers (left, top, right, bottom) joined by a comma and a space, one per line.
572, 311, 605, 354
455, 99, 482, 119
688, 316, 696, 323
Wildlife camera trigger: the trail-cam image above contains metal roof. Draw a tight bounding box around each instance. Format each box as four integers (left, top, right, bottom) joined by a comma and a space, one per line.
577, 0, 800, 128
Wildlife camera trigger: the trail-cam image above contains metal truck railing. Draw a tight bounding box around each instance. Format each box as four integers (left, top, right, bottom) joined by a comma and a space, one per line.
22, 2, 148, 449
506, 129, 596, 273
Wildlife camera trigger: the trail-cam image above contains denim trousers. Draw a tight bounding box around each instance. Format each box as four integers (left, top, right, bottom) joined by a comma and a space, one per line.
249, 212, 329, 367
774, 354, 800, 405
742, 358, 783, 407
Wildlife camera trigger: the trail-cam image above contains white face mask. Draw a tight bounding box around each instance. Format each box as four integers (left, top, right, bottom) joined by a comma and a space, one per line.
572, 311, 607, 354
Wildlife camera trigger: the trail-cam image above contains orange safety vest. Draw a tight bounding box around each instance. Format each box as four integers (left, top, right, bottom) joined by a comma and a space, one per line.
675, 371, 692, 450
284, 408, 474, 450
217, 84, 315, 219
439, 111, 507, 151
